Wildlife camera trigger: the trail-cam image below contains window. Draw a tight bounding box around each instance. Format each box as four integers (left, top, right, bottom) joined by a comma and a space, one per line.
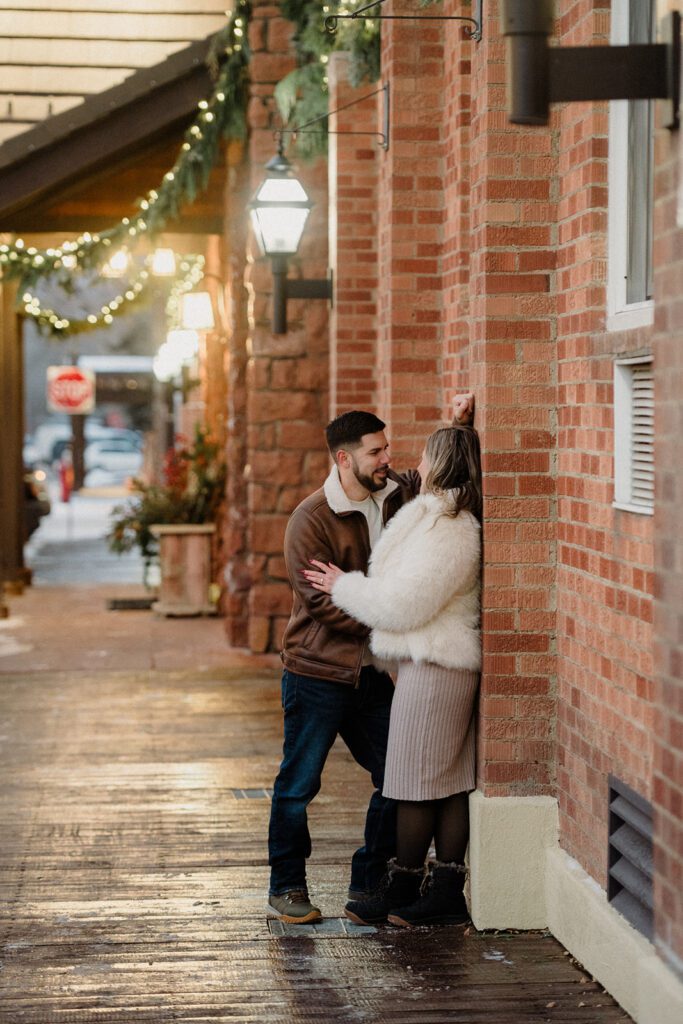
613, 356, 654, 514
607, 2, 655, 331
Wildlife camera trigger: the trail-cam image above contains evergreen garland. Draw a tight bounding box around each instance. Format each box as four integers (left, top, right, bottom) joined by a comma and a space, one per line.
0, 0, 388, 333
276, 0, 381, 158
0, 0, 251, 337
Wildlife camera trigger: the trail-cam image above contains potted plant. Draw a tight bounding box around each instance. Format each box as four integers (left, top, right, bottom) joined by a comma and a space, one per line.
108, 425, 226, 615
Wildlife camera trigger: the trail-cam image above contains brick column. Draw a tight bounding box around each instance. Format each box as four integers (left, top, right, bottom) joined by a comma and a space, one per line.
327, 52, 379, 415
470, 0, 558, 799
245, 1, 329, 652
652, 67, 683, 982
466, 0, 558, 929
442, 0, 473, 403
376, 0, 445, 464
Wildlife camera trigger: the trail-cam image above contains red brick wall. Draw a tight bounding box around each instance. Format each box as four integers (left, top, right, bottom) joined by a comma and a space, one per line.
327, 53, 379, 416
554, 1, 656, 888
376, 0, 445, 465
652, 40, 683, 976
243, 0, 330, 653
469, 0, 558, 797
441, 3, 473, 402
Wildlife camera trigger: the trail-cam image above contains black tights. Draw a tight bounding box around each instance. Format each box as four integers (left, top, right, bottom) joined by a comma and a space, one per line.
395, 792, 469, 869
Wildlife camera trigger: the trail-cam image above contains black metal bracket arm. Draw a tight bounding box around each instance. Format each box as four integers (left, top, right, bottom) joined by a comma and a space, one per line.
277, 83, 391, 150
501, 1, 681, 130
325, 0, 483, 43
271, 255, 333, 335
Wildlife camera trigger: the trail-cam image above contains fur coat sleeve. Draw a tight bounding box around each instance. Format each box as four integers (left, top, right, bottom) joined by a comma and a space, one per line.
331, 493, 481, 670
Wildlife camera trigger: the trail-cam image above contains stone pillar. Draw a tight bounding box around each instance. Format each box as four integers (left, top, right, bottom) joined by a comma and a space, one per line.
223, 139, 251, 647
245, 1, 330, 652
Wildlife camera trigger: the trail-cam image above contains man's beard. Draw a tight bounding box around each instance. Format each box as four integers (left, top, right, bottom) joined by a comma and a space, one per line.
351, 456, 388, 493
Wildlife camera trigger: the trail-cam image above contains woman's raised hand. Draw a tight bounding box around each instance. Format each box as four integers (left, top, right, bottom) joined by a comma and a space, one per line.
452, 392, 475, 424
302, 559, 345, 594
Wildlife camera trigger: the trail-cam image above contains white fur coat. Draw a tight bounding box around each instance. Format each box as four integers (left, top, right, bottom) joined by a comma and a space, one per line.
332, 492, 481, 671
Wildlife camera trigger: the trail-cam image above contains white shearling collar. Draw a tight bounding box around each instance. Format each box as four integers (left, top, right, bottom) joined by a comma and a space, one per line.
323, 466, 399, 516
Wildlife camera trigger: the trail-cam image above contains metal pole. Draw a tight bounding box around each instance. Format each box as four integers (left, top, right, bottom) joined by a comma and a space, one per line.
271, 255, 289, 335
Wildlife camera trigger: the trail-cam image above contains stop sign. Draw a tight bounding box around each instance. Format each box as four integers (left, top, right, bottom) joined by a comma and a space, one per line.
46, 366, 96, 414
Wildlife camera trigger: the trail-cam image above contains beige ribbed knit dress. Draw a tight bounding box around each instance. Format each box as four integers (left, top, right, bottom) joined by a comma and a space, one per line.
330, 491, 482, 805
382, 661, 479, 801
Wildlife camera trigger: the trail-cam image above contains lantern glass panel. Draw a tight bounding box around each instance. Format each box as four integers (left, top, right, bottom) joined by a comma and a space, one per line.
256, 177, 309, 203
250, 206, 310, 256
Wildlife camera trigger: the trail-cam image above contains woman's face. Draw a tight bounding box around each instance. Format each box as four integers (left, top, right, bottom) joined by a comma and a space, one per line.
417, 450, 430, 493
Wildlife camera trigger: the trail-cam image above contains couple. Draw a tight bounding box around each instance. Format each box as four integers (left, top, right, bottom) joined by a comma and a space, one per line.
267, 396, 482, 928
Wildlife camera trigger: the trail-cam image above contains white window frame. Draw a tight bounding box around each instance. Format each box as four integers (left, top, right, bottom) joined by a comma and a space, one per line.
607, 3, 655, 332
613, 355, 654, 515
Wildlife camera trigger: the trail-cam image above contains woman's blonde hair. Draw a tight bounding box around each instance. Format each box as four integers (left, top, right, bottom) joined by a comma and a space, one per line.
423, 425, 482, 521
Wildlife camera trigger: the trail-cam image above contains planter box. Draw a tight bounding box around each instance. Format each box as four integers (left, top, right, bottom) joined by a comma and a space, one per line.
150, 523, 216, 617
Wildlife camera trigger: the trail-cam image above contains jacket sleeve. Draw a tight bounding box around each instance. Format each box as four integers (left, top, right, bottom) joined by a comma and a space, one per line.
284, 505, 369, 637
391, 467, 422, 497
332, 514, 480, 632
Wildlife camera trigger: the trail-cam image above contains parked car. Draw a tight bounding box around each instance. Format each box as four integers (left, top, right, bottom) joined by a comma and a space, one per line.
32, 420, 142, 465
23, 467, 51, 540
84, 437, 144, 484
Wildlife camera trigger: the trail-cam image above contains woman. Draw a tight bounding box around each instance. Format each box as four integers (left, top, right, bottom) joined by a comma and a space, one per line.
303, 424, 482, 927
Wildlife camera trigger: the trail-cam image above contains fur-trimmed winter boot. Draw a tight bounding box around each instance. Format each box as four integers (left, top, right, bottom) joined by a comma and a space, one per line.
387, 860, 469, 927
344, 858, 424, 925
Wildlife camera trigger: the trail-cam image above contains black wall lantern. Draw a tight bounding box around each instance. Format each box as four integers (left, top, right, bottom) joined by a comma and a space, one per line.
501, 1, 681, 129
249, 143, 332, 334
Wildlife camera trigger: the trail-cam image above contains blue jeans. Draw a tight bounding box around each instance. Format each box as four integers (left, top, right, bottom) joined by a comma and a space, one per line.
268, 667, 396, 895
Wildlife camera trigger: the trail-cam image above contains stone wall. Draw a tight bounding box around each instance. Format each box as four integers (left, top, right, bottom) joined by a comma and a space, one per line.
241, 0, 330, 654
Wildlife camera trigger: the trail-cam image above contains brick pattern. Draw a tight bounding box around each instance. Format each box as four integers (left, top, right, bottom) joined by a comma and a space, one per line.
652, 74, 683, 977
226, 10, 680, 979
441, 4, 473, 402
376, 0, 445, 464
554, 1, 656, 889
468, 0, 558, 797
327, 53, 379, 416
244, 0, 329, 653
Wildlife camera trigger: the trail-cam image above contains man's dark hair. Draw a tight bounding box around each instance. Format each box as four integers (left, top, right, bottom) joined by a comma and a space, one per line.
325, 410, 386, 455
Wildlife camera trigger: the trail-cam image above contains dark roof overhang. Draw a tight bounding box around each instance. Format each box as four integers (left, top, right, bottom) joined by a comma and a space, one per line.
0, 37, 221, 233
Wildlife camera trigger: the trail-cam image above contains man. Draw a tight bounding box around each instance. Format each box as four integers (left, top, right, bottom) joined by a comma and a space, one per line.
267, 397, 475, 923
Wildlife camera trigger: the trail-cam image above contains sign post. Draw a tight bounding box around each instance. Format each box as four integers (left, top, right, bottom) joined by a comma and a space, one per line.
46, 366, 96, 492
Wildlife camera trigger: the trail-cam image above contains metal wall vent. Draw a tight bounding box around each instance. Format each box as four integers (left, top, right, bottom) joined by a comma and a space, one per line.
608, 775, 653, 939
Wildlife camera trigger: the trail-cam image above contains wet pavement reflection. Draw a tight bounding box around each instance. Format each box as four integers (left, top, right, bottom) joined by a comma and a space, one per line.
0, 586, 631, 1022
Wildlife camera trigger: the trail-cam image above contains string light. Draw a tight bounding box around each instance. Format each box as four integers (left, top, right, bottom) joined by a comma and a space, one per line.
20, 254, 206, 338
0, 2, 252, 316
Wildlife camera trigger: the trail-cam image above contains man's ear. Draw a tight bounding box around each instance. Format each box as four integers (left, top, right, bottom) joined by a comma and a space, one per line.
336, 448, 351, 470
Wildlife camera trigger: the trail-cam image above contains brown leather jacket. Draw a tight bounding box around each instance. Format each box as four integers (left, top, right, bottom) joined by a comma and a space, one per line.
280, 467, 420, 685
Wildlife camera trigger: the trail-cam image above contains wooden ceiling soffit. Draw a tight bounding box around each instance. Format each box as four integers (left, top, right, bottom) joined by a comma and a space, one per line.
0, 37, 214, 231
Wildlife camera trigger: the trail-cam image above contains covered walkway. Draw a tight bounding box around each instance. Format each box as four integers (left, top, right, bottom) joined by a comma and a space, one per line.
0, 584, 630, 1022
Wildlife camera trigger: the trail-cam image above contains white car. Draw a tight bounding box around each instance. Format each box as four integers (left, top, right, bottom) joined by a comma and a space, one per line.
84, 437, 144, 484
32, 420, 142, 464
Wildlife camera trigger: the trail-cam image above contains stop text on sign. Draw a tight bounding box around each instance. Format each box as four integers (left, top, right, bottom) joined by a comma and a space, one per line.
46, 366, 96, 414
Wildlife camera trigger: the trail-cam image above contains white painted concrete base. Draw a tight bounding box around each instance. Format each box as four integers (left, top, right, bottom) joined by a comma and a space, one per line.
468, 790, 559, 929
469, 790, 683, 1024
546, 846, 683, 1024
